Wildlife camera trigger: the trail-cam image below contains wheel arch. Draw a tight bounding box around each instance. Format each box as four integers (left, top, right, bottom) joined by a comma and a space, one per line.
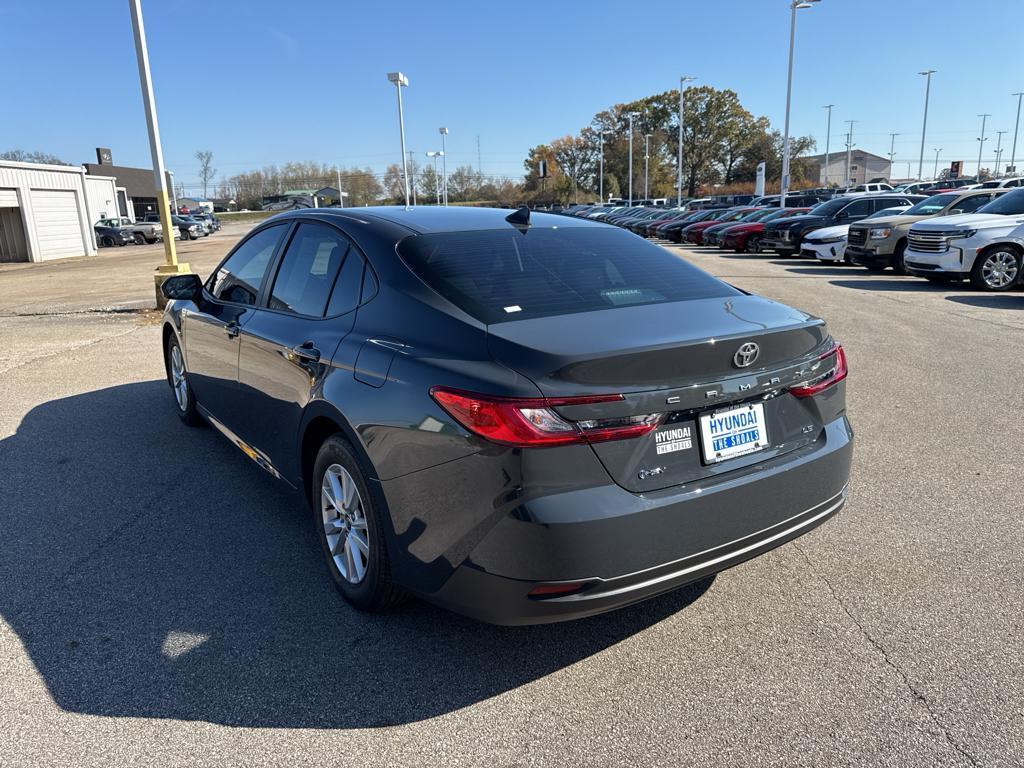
977, 239, 1023, 258
298, 400, 375, 509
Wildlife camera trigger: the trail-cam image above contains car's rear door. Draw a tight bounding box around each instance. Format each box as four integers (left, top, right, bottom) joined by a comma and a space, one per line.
183, 223, 287, 430
236, 221, 365, 483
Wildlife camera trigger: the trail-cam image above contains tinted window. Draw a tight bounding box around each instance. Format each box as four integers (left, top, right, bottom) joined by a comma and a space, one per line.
977, 188, 1024, 215
398, 227, 739, 324
841, 199, 872, 218
905, 193, 958, 215
268, 222, 348, 316
956, 194, 993, 213
325, 246, 365, 316
208, 224, 285, 305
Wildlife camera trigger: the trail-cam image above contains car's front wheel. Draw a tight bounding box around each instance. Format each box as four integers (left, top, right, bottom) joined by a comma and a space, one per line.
971, 247, 1021, 291
166, 335, 202, 425
313, 436, 405, 612
745, 235, 762, 254
892, 241, 908, 275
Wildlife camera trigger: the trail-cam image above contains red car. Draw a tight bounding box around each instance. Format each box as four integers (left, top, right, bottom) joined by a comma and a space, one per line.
720, 208, 810, 253
682, 208, 760, 245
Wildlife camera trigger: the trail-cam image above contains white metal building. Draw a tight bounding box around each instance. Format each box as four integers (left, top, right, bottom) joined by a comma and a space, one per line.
0, 160, 112, 263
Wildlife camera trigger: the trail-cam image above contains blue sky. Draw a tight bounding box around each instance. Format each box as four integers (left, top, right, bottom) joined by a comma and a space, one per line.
3, 0, 1024, 192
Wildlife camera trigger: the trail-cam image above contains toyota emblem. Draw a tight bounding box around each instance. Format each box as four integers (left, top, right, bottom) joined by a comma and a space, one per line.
733, 342, 760, 368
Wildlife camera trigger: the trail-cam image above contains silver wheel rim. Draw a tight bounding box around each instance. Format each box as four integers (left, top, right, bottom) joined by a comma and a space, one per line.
982, 251, 1018, 288
321, 464, 369, 584
169, 345, 188, 411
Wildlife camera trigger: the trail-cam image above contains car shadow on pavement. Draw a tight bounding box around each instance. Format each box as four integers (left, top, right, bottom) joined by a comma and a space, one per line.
945, 294, 1024, 309
827, 279, 946, 293
783, 266, 858, 276
0, 381, 713, 729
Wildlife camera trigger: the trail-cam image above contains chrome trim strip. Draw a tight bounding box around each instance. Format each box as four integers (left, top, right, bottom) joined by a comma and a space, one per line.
551, 486, 847, 603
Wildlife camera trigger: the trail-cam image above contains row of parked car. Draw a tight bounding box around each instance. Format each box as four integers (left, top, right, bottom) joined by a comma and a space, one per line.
93, 211, 221, 248
561, 184, 1024, 292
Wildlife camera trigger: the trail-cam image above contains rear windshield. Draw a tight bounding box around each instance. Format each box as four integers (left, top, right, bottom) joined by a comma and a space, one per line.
398, 227, 740, 324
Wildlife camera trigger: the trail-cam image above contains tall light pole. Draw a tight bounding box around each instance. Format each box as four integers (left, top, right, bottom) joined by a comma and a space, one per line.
599, 130, 609, 202
976, 113, 991, 176
994, 130, 1007, 176
845, 120, 857, 184
167, 170, 177, 214
643, 133, 652, 199
387, 71, 410, 207
822, 104, 833, 187
677, 75, 696, 205
406, 150, 418, 205
627, 112, 638, 206
780, 0, 820, 207
128, 0, 189, 305
439, 127, 449, 205
1011, 92, 1024, 174
917, 70, 935, 180
888, 132, 899, 178
426, 151, 442, 204
933, 148, 942, 179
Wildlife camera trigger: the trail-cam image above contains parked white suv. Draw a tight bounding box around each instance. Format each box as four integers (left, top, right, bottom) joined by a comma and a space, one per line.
903, 188, 1024, 290
840, 182, 894, 196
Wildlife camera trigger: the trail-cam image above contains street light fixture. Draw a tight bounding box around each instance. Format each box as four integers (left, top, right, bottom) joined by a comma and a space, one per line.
426, 151, 444, 205
822, 104, 834, 187
627, 112, 638, 206
1011, 92, 1024, 174
994, 130, 1007, 176
976, 113, 991, 176
439, 127, 449, 205
917, 70, 935, 180
933, 148, 942, 180
780, 0, 821, 207
888, 132, 899, 175
643, 133, 652, 200
677, 75, 696, 205
387, 71, 410, 207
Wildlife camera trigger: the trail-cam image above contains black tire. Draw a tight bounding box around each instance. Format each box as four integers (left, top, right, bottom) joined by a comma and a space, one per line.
970, 247, 1022, 292
133, 232, 147, 245
312, 436, 405, 612
166, 335, 202, 426
892, 240, 908, 275
745, 235, 762, 254
100, 236, 114, 247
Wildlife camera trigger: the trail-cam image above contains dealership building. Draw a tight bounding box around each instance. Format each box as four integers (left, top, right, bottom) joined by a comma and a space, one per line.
0, 160, 122, 263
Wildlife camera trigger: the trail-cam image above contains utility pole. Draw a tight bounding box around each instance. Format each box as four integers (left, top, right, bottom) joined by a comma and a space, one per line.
406, 150, 417, 205
845, 120, 857, 185
599, 131, 608, 202
643, 133, 652, 199
387, 71, 410, 207
677, 75, 696, 205
933, 148, 942, 179
977, 113, 991, 176
476, 135, 482, 177
917, 70, 935, 180
888, 132, 899, 177
994, 130, 1007, 176
336, 167, 344, 207
439, 127, 449, 205
1011, 92, 1024, 174
627, 112, 637, 206
129, 0, 190, 307
822, 104, 833, 187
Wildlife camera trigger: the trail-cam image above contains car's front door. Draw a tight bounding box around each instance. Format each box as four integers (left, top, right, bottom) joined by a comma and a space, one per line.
183, 223, 287, 430
236, 221, 366, 483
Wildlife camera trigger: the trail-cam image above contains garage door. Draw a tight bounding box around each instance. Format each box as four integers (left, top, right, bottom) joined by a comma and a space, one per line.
30, 189, 85, 260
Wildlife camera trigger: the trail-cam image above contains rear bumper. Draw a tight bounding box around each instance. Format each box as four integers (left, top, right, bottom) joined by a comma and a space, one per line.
383, 414, 853, 625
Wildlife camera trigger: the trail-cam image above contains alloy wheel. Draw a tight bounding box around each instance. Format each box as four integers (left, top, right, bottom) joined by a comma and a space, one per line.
169, 344, 188, 412
981, 251, 1019, 289
321, 464, 370, 584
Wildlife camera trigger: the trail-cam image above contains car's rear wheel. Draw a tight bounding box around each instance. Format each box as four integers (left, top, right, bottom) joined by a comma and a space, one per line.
166, 336, 201, 425
100, 236, 114, 247
971, 247, 1021, 291
313, 436, 404, 612
133, 232, 146, 245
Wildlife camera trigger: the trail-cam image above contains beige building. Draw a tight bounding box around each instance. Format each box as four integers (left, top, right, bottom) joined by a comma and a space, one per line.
804, 149, 892, 187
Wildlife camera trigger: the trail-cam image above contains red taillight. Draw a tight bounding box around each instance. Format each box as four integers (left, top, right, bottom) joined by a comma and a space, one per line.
790, 343, 848, 398
430, 387, 663, 448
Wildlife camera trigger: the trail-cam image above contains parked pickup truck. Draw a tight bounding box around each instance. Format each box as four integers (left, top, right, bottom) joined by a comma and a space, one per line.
903, 187, 1024, 291
94, 217, 161, 245
846, 189, 1008, 273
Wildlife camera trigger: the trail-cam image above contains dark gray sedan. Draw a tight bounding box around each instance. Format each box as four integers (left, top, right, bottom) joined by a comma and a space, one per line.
159, 206, 853, 624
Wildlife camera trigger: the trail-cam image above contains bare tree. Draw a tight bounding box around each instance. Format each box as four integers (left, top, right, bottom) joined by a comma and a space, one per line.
195, 150, 216, 198
1, 149, 70, 165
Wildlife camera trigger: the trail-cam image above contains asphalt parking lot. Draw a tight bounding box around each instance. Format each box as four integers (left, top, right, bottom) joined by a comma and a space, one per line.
1, 226, 1022, 767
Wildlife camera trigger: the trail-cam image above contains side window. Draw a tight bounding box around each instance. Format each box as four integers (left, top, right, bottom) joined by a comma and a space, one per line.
268, 222, 349, 317
208, 224, 286, 305
326, 247, 366, 316
958, 194, 991, 213
842, 199, 872, 218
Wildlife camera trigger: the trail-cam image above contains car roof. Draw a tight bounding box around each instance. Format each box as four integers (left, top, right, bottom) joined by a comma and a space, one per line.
267, 205, 604, 235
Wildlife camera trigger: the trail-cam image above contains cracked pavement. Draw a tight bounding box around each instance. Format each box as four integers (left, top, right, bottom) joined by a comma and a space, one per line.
0, 228, 1021, 766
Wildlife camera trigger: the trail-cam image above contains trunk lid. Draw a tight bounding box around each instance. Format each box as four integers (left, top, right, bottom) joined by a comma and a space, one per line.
487, 296, 832, 492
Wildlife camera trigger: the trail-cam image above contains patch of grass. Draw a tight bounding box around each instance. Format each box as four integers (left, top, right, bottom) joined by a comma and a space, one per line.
215, 210, 277, 223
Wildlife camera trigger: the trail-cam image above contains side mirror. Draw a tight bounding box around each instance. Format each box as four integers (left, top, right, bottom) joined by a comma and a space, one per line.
948, 208, 964, 215
160, 273, 202, 301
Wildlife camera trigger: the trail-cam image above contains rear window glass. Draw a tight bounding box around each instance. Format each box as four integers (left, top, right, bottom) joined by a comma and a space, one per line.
398, 227, 740, 324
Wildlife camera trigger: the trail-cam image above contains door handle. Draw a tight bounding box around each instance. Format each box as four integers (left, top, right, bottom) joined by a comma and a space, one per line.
289, 341, 321, 363
225, 321, 240, 339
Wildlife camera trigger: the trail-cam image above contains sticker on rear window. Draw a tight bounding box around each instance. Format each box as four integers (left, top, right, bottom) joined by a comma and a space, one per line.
654, 426, 692, 454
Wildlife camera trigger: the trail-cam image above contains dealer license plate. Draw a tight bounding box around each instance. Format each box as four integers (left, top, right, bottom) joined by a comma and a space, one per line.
699, 403, 769, 464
